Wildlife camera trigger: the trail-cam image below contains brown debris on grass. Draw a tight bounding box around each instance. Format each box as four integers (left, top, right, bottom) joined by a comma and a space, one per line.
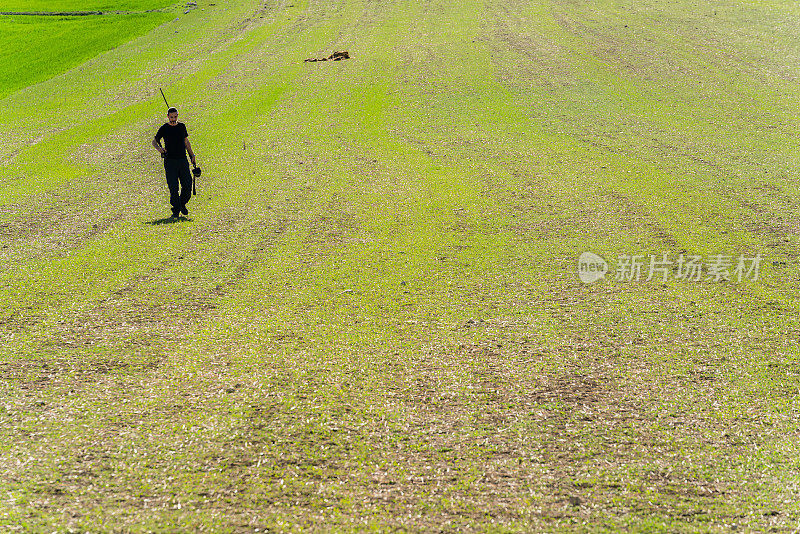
304, 50, 351, 62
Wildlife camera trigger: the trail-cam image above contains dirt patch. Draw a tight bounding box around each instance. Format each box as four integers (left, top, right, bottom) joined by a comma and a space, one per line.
599, 189, 679, 247
208, 335, 760, 530
0, 351, 161, 392
211, 219, 290, 297
485, 0, 578, 89
731, 196, 798, 247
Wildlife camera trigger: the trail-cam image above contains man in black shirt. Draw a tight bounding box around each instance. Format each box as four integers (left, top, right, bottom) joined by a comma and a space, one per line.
152, 107, 197, 218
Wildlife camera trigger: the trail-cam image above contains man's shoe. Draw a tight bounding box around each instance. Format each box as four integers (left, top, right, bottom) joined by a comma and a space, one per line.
180, 206, 188, 216
171, 209, 180, 218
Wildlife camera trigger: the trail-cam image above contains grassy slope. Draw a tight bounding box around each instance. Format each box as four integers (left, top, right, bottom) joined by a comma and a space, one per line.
0, 7, 174, 98
0, 0, 174, 11
1, 0, 800, 531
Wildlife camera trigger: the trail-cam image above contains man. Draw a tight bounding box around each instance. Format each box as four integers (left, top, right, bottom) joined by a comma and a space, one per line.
152, 107, 197, 218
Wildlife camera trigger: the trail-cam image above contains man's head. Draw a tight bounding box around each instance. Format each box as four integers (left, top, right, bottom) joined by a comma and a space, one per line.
167, 107, 178, 125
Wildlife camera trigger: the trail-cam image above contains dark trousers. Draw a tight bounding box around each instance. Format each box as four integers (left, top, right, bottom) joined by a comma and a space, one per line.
164, 157, 192, 212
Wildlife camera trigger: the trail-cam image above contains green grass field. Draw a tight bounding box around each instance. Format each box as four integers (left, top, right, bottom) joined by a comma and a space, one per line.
0, 0, 174, 12
1, 0, 800, 531
0, 12, 173, 98
0, 0, 175, 98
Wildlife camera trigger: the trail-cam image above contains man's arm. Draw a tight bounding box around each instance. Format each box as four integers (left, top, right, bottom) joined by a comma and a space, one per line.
185, 137, 196, 165
152, 137, 166, 154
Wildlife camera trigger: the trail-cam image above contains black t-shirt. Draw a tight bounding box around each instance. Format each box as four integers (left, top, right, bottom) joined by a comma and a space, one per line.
155, 122, 188, 159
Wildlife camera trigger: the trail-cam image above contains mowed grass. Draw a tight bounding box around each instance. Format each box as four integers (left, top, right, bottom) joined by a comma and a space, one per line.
1, 0, 800, 532
0, 0, 174, 99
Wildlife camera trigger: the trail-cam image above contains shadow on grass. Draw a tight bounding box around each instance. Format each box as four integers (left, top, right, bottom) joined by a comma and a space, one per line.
144, 216, 193, 225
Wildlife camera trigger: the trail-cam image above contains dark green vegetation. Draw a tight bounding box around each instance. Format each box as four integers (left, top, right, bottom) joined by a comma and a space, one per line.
0, 0, 174, 12
1, 0, 799, 531
0, 0, 174, 98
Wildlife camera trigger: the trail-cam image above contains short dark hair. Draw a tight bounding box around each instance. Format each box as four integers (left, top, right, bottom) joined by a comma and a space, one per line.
167, 107, 178, 114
